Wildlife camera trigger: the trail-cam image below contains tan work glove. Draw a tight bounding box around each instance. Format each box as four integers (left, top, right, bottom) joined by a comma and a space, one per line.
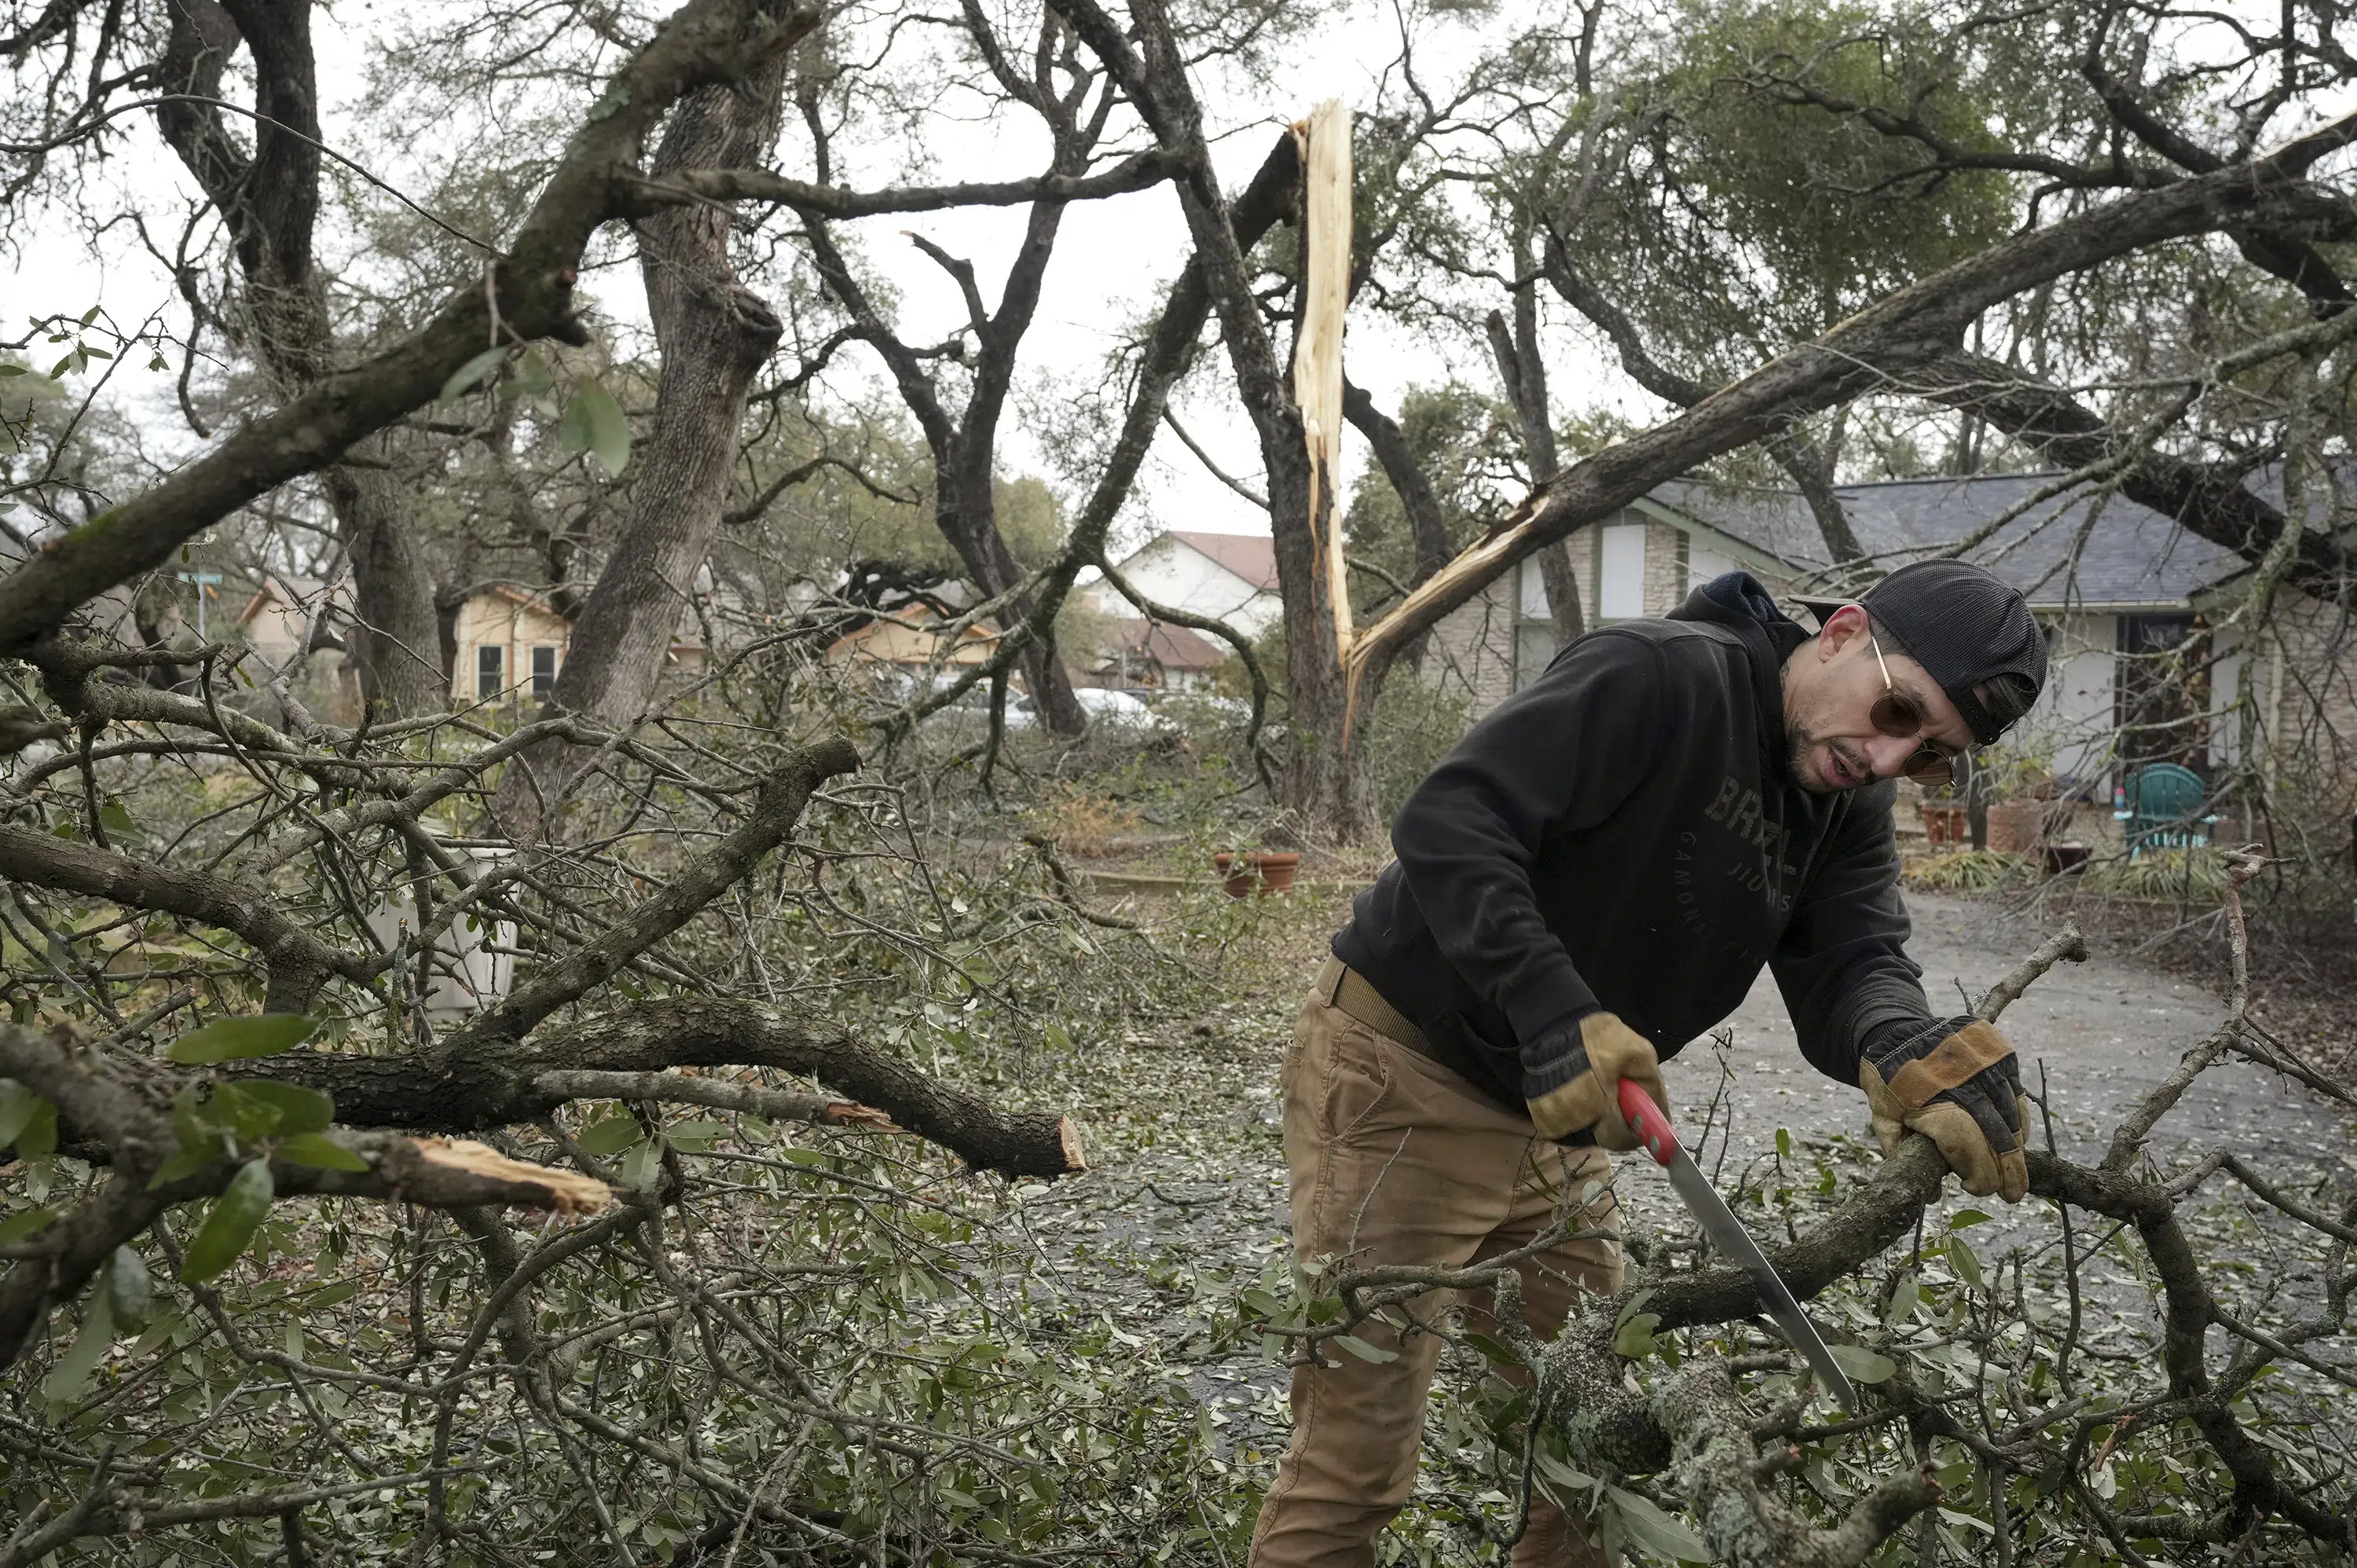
1525, 1012, 1667, 1150
1858, 1016, 2031, 1203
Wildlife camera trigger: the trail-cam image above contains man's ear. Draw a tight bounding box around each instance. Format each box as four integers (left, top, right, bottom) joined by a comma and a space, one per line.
1816, 603, 1870, 661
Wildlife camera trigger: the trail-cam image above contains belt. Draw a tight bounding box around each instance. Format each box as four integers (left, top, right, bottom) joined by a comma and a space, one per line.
1317, 956, 1437, 1060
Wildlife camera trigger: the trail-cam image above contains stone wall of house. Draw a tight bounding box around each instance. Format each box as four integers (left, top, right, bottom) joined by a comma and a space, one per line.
1421, 575, 1520, 716
2263, 594, 2357, 811
1641, 519, 1686, 616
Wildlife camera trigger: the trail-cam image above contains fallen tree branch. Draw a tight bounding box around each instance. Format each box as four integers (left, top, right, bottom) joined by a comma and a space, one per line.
0, 822, 379, 1013
253, 996, 1087, 1178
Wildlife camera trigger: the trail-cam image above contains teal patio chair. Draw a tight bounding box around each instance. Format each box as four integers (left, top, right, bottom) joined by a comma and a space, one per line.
2113, 763, 2216, 859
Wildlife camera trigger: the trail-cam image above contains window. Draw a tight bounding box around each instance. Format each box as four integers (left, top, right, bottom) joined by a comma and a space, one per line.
1598, 522, 1646, 620
530, 645, 558, 698
476, 644, 504, 700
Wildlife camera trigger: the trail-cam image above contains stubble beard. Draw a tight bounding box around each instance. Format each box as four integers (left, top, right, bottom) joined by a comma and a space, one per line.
1786, 720, 1869, 796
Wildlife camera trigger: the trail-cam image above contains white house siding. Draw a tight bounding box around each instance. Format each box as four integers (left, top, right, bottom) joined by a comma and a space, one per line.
2017, 612, 2121, 789
451, 593, 571, 706
1101, 537, 1281, 635
2208, 628, 2250, 774
1687, 542, 1737, 594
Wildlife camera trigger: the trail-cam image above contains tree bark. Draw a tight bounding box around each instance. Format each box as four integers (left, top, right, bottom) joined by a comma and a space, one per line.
1484, 266, 1585, 646
151, 0, 442, 716
487, 15, 796, 837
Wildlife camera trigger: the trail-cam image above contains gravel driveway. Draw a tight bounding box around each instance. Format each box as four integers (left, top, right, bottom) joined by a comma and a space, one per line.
1658, 889, 2352, 1178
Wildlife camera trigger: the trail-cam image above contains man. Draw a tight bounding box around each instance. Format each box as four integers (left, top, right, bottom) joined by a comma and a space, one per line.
1252, 561, 2048, 1568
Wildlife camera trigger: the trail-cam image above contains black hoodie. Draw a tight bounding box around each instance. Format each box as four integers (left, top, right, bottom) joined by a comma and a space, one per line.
1332, 572, 1936, 1112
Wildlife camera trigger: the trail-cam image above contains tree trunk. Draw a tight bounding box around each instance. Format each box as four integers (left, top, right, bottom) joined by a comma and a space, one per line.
152, 0, 444, 717
327, 451, 445, 715
489, 24, 790, 838
1765, 423, 1868, 573
1486, 266, 1584, 646
1087, 0, 1376, 833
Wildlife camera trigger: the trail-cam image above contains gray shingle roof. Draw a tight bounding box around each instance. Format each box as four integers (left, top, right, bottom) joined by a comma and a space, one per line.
1656, 471, 2248, 609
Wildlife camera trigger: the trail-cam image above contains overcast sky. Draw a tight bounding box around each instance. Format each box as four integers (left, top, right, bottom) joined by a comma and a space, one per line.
0, 2, 1640, 560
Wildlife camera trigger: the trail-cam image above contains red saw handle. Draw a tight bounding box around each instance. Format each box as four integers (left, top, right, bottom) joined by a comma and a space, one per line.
1618, 1077, 1680, 1167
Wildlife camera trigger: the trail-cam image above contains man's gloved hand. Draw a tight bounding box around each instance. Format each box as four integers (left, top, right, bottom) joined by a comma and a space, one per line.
1526, 1013, 1667, 1150
1858, 1016, 2031, 1202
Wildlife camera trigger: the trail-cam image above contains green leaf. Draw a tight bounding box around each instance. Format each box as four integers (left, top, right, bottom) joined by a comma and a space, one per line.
1775, 1127, 1792, 1159
500, 347, 553, 401
209, 1083, 289, 1141
0, 1207, 57, 1244
39, 1288, 113, 1405
576, 1116, 642, 1156
1604, 1486, 1708, 1563
1534, 1449, 1596, 1493
13, 1098, 56, 1160
79, 303, 100, 326
0, 1079, 44, 1147
1948, 1208, 1994, 1229
618, 1136, 664, 1191
179, 1158, 275, 1284
1612, 1312, 1661, 1360
1886, 1272, 1922, 1325
148, 1133, 225, 1189
97, 799, 136, 839
1829, 1343, 1897, 1383
0, 362, 24, 376
277, 1132, 369, 1172
437, 346, 510, 405
1332, 1334, 1398, 1365
167, 1014, 317, 1064
234, 1080, 333, 1136
104, 1246, 151, 1332
559, 379, 631, 478
1947, 1235, 1984, 1291
665, 1119, 725, 1151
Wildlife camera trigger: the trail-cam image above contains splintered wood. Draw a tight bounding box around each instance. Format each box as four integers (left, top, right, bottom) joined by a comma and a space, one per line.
414, 1137, 614, 1213
1292, 99, 1353, 670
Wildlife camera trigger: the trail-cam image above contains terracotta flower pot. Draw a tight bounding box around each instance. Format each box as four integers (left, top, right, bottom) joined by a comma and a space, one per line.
1922, 803, 1966, 847
1215, 850, 1300, 898
1985, 799, 2046, 855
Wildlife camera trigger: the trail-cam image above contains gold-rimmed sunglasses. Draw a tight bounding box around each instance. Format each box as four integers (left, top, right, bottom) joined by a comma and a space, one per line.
1868, 634, 1966, 788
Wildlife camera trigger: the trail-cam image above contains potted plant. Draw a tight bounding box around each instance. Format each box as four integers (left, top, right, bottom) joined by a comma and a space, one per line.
1917, 782, 1967, 848
1978, 738, 2062, 855
1214, 849, 1301, 897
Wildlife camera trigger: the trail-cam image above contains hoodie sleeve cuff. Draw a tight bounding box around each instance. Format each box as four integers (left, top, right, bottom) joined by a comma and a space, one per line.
1506, 962, 1600, 1056
1518, 1008, 1600, 1098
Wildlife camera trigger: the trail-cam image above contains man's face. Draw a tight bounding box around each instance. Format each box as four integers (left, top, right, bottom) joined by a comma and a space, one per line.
1781, 606, 1975, 796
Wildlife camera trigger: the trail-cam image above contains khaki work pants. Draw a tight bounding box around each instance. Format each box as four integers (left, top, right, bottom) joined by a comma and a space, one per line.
1248, 960, 1624, 1568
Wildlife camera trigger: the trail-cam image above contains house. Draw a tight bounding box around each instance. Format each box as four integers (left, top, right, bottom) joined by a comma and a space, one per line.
236, 577, 349, 670
1424, 471, 2354, 800
1087, 618, 1226, 691
451, 584, 573, 706
1096, 530, 1283, 636
824, 608, 1003, 672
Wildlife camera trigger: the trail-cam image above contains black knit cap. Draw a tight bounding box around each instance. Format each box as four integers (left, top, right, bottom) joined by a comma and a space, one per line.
1794, 562, 2047, 746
